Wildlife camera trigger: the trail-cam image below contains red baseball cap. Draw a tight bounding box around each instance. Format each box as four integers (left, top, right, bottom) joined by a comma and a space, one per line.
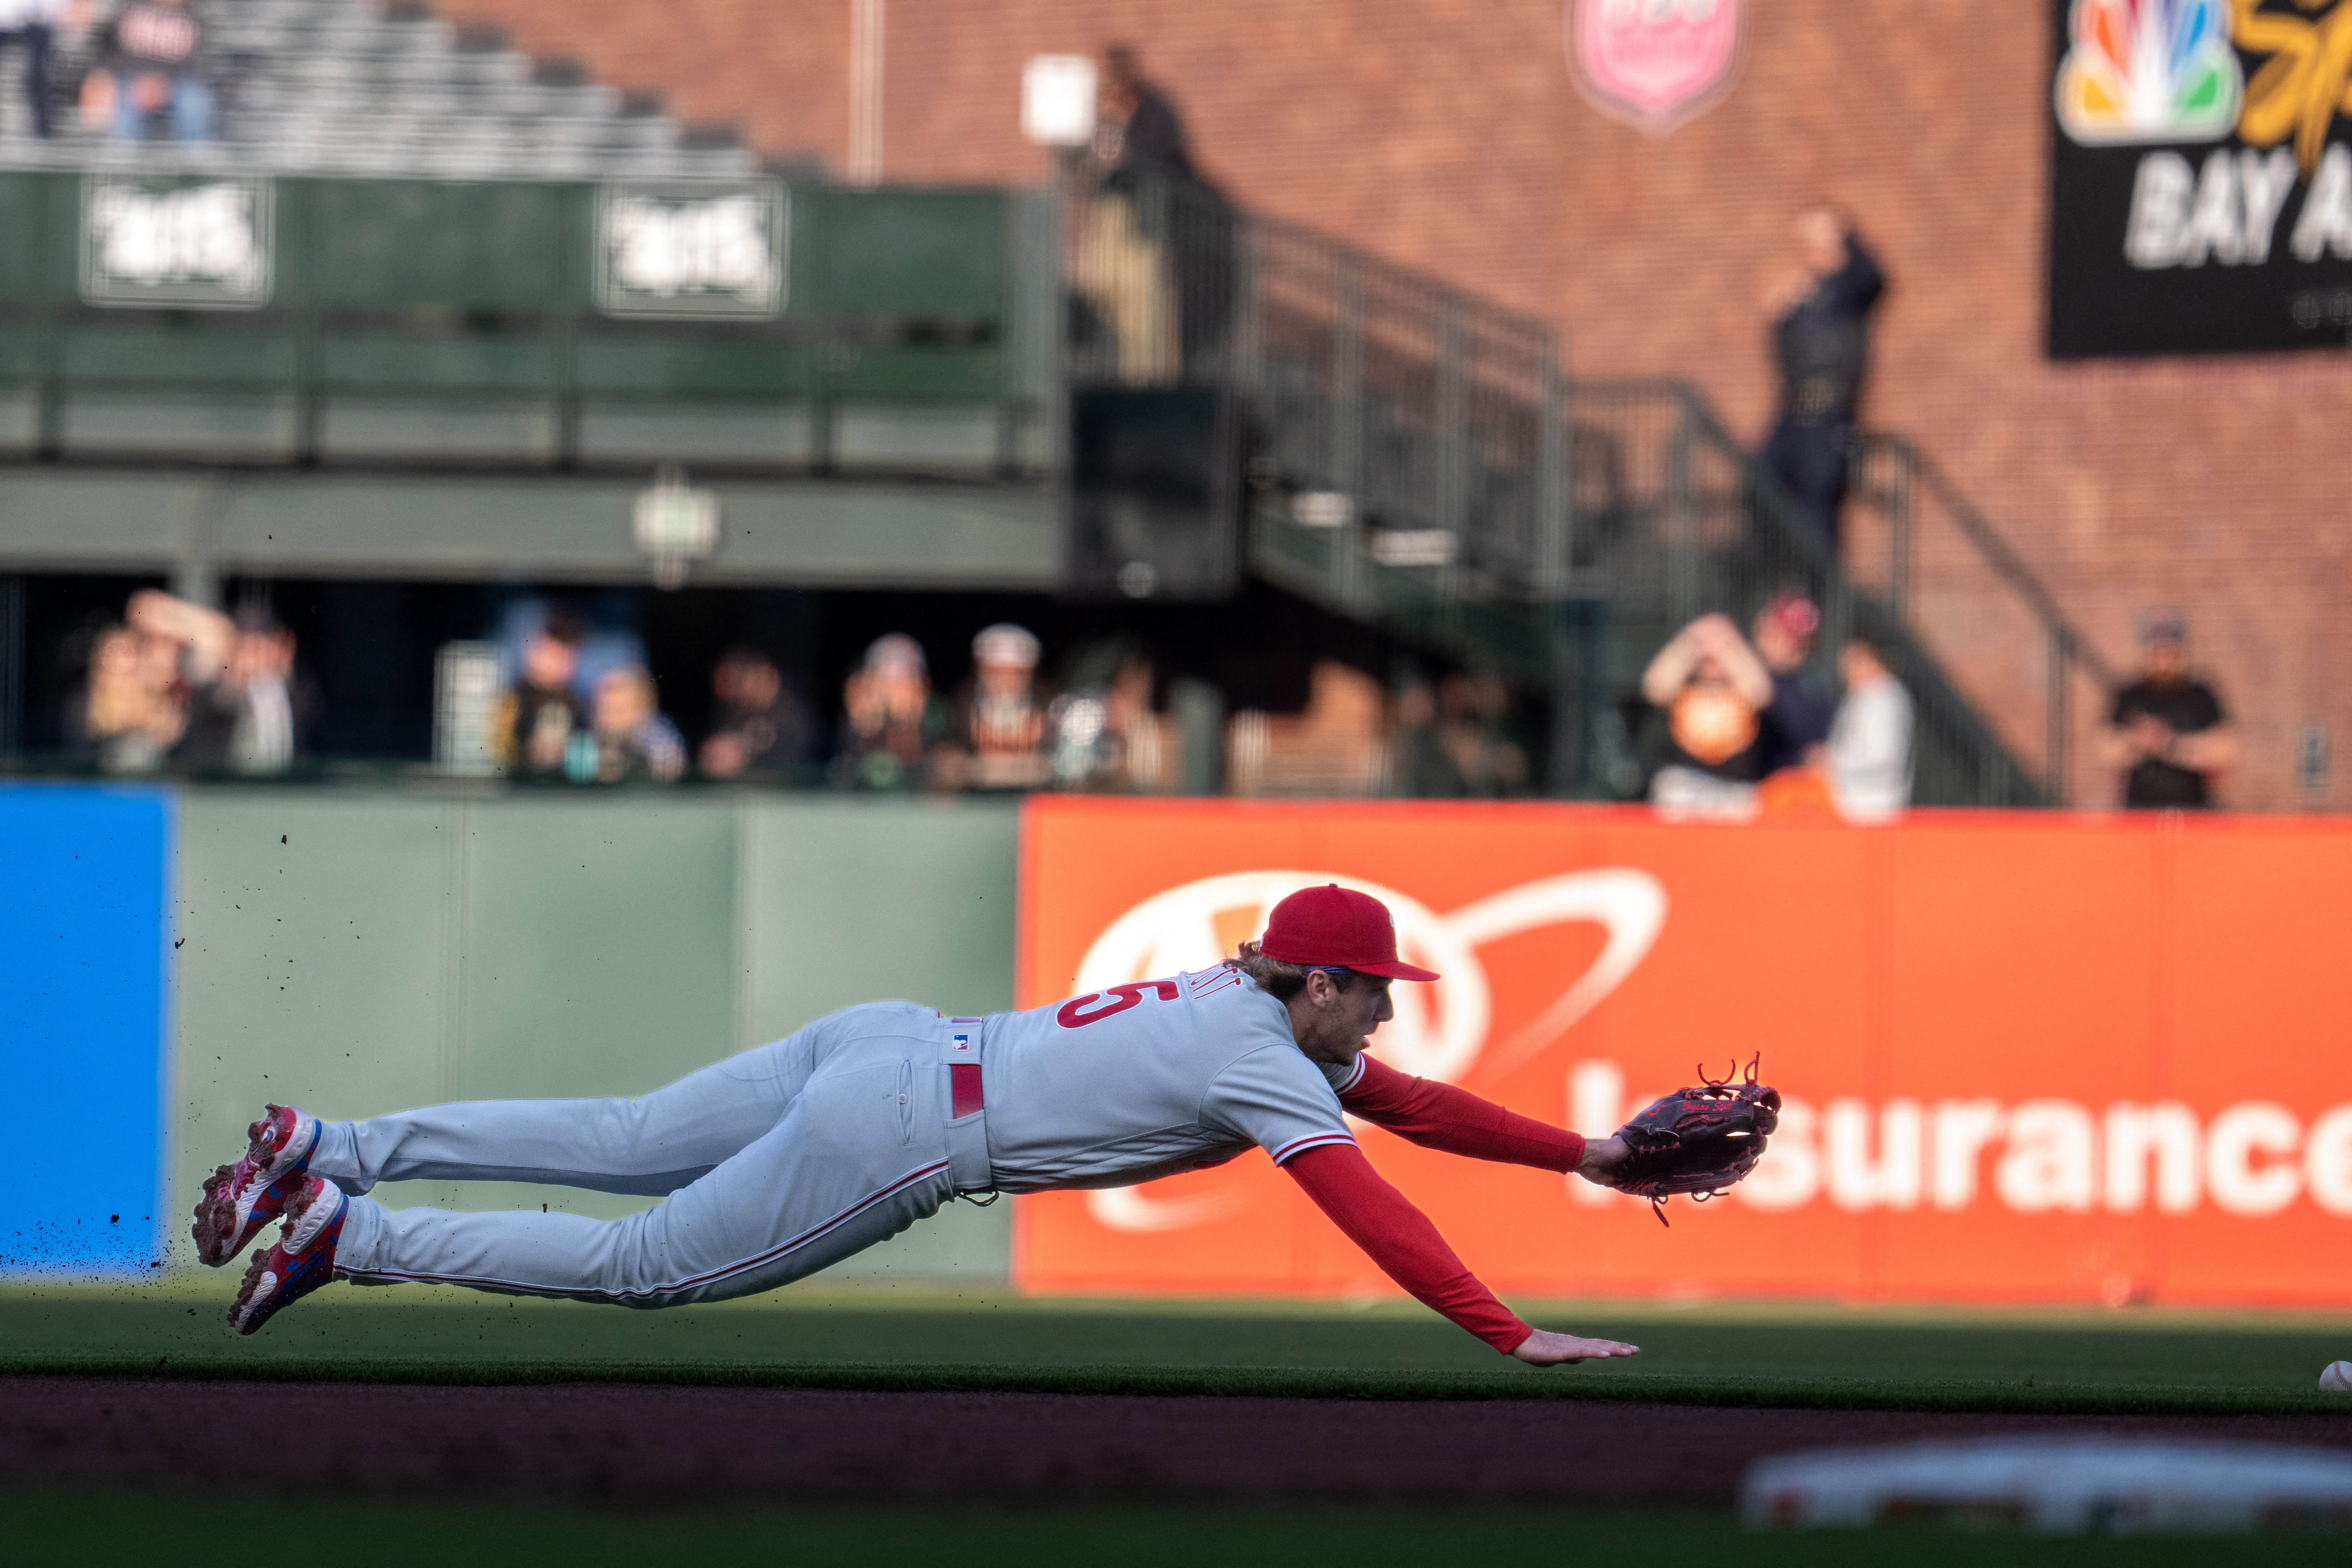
1259, 884, 1440, 982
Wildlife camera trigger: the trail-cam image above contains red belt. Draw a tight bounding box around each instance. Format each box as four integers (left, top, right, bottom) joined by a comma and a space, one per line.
948, 1017, 985, 1118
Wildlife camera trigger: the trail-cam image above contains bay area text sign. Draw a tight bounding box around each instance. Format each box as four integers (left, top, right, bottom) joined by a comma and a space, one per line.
1015, 798, 2352, 1308
2048, 0, 2352, 355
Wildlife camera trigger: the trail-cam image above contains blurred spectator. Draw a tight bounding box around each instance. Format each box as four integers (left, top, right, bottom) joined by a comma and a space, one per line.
699, 647, 817, 782
1076, 43, 1192, 384
74, 620, 182, 774
1046, 639, 1160, 791
0, 0, 62, 138
590, 664, 686, 784
937, 622, 1052, 791
1826, 631, 1913, 822
1396, 672, 1529, 798
2100, 611, 2235, 809
1393, 678, 1454, 796
1760, 207, 1884, 548
97, 0, 213, 143
491, 611, 586, 780
834, 633, 944, 791
1099, 44, 1191, 180
123, 590, 310, 775
1751, 590, 1833, 775
182, 603, 307, 775
1641, 612, 1773, 819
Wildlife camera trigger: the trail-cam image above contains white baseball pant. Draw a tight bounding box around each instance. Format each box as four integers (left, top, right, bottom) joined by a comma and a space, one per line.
318, 1002, 993, 1307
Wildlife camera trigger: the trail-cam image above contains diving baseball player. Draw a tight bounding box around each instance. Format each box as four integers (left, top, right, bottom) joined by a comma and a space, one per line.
196, 885, 1665, 1363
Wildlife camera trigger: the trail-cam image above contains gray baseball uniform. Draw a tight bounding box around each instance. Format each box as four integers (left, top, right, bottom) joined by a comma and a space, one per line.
321, 967, 1354, 1307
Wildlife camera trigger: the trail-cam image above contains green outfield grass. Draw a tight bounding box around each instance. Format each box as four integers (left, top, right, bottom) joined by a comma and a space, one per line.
6, 1279, 2352, 1415
4, 1492, 2349, 1567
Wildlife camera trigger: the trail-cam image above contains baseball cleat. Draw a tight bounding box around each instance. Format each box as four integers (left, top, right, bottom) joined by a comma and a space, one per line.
227, 1174, 347, 1336
191, 1103, 321, 1267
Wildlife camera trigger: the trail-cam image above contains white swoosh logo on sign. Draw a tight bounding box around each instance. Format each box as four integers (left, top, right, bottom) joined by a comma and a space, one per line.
1071, 867, 1667, 1232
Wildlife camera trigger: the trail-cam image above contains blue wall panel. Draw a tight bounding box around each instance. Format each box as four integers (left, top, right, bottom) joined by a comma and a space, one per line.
0, 785, 170, 1271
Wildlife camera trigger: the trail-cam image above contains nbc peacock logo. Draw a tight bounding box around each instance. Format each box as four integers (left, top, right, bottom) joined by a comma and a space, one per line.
2056, 0, 2243, 145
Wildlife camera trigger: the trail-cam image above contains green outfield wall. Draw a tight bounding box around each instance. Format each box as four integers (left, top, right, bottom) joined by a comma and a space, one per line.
169, 790, 1020, 1283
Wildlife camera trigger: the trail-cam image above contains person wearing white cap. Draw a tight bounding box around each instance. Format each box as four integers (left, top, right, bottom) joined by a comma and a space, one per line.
834, 633, 944, 791
939, 622, 1052, 791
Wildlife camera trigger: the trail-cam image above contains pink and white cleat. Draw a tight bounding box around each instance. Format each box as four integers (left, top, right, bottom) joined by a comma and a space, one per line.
227, 1174, 346, 1335
192, 1104, 321, 1267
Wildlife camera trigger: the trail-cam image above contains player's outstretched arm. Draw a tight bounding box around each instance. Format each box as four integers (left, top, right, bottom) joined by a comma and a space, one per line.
1281, 1142, 1637, 1365
1339, 1054, 1592, 1173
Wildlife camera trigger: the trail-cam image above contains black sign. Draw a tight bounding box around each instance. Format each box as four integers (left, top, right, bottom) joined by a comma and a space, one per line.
2048, 0, 2352, 357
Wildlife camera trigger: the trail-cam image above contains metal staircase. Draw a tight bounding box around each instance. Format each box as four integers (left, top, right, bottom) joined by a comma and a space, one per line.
1061, 170, 2111, 806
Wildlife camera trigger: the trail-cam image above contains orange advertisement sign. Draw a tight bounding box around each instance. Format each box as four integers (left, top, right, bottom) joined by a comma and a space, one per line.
1013, 798, 2352, 1308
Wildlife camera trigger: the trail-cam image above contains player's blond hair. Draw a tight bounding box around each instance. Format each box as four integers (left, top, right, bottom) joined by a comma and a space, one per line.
1230, 940, 1363, 1002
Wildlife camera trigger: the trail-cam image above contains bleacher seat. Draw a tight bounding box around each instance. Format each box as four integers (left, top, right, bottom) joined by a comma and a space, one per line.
0, 0, 756, 180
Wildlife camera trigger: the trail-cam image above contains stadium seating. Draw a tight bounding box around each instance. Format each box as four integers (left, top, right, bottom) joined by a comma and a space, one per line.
0, 0, 755, 181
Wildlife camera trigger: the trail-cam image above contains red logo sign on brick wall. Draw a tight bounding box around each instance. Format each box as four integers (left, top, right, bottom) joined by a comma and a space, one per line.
1568, 0, 1745, 134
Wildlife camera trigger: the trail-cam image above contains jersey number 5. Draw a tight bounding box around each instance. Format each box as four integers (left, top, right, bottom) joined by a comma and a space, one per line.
1056, 979, 1180, 1028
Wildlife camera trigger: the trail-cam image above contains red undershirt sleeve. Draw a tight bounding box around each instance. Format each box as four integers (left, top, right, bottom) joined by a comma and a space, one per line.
1280, 1141, 1533, 1355
1338, 1053, 1587, 1173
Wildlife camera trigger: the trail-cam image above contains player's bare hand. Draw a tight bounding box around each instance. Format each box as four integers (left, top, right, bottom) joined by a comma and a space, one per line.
1574, 1133, 1632, 1189
1511, 1329, 1639, 1366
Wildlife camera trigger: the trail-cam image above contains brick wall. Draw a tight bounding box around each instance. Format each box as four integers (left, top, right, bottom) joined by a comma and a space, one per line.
439, 0, 2352, 810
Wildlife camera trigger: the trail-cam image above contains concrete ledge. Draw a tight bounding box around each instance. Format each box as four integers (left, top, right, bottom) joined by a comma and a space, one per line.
0, 466, 1062, 589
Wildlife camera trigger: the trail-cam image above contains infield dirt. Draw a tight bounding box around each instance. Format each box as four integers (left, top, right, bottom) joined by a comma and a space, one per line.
7, 1375, 2352, 1507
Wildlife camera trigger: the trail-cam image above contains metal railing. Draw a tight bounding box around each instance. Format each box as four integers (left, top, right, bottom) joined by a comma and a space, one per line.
1565, 385, 2048, 807
1059, 169, 2087, 805
1061, 166, 1568, 603
1850, 435, 2118, 806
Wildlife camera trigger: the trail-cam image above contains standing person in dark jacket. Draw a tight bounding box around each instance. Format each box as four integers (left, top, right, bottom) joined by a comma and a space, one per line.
1760, 207, 1884, 550
2099, 610, 2236, 809
1099, 44, 1191, 180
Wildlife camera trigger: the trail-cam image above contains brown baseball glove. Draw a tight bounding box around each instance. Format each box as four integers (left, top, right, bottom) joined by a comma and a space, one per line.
1609, 1056, 1780, 1225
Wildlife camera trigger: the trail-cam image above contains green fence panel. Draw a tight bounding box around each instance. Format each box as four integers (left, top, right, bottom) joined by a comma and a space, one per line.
737, 796, 1020, 1036
318, 331, 560, 394
576, 336, 816, 398
289, 179, 585, 310
825, 344, 1004, 400
0, 172, 74, 301
59, 324, 299, 387
172, 793, 465, 1273
169, 791, 1019, 1286
0, 173, 1017, 414
0, 327, 46, 382
450, 797, 739, 1103
797, 186, 1006, 321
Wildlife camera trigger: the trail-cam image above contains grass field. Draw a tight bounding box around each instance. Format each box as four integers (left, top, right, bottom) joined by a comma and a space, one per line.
7, 1278, 2352, 1415
9, 1280, 2352, 1560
